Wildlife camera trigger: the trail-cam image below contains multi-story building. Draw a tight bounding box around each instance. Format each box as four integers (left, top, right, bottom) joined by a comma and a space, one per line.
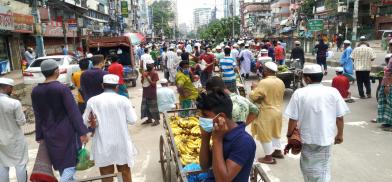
239, 0, 271, 37
224, 0, 240, 18
193, 8, 212, 30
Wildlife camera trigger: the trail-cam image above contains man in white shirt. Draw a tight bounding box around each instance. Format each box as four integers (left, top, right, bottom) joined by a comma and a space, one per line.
166, 46, 180, 84
24, 47, 35, 65
140, 48, 153, 71
83, 74, 137, 182
285, 64, 349, 182
157, 79, 176, 113
0, 78, 28, 182
230, 44, 240, 59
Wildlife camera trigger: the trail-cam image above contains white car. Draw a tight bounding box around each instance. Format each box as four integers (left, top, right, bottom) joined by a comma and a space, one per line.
23, 55, 80, 87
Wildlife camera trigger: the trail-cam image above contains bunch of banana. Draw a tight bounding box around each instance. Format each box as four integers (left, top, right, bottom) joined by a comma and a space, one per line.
180, 154, 199, 165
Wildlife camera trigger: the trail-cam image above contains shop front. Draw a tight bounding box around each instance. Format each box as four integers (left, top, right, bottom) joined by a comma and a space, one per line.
42, 22, 79, 55
11, 13, 34, 71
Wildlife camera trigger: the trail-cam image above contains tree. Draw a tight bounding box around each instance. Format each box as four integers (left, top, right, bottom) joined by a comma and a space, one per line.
150, 1, 175, 39
299, 0, 315, 18
196, 16, 241, 43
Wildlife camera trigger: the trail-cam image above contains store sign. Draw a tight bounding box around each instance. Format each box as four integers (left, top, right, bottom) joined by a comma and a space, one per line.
121, 1, 128, 18
13, 13, 34, 33
0, 7, 14, 31
44, 22, 77, 37
383, 0, 392, 5
307, 19, 324, 31
67, 18, 77, 31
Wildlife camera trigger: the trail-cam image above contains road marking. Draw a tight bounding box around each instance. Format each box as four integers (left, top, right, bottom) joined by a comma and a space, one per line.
345, 121, 368, 128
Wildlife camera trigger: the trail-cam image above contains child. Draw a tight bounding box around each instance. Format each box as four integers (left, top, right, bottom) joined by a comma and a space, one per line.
192, 75, 203, 92
332, 67, 354, 103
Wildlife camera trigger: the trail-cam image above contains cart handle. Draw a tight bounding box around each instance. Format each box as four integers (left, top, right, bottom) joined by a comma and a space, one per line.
166, 108, 198, 113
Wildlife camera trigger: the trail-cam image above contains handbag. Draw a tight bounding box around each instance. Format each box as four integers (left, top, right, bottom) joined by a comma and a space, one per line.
284, 128, 302, 155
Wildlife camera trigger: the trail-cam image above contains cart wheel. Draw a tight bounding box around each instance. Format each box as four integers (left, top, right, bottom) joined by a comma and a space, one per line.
251, 164, 271, 182
159, 135, 172, 182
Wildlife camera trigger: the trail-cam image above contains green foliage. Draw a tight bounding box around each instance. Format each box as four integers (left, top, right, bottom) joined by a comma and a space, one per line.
151, 1, 175, 38
299, 0, 315, 18
325, 0, 338, 11
196, 16, 241, 42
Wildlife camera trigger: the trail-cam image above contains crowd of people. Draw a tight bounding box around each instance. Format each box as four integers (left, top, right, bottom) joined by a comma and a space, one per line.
2, 35, 392, 182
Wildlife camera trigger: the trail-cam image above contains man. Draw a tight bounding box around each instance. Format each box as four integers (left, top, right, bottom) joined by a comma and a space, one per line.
377, 54, 392, 130
157, 78, 176, 113
238, 44, 253, 79
336, 34, 343, 51
197, 89, 256, 182
290, 41, 305, 68
166, 46, 179, 84
62, 45, 68, 55
181, 46, 190, 61
108, 55, 128, 98
72, 58, 90, 113
176, 61, 199, 116
358, 36, 370, 47
219, 47, 237, 93
32, 59, 89, 181
0, 78, 28, 182
275, 42, 285, 65
161, 47, 169, 80
141, 59, 160, 126
80, 55, 108, 102
24, 47, 35, 66
230, 44, 240, 59
351, 41, 376, 99
285, 64, 349, 182
339, 40, 355, 82
136, 44, 145, 66
200, 47, 215, 86
214, 46, 224, 63
332, 67, 354, 103
83, 74, 137, 182
140, 48, 153, 71
257, 49, 273, 76
249, 62, 285, 164
315, 39, 329, 75
150, 45, 160, 70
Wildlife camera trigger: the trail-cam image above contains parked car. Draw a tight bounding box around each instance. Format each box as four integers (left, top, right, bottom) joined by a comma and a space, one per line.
23, 55, 80, 87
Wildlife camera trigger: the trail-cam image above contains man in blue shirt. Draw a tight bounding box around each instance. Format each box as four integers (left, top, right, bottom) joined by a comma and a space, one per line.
197, 89, 256, 182
220, 47, 238, 93
339, 40, 355, 82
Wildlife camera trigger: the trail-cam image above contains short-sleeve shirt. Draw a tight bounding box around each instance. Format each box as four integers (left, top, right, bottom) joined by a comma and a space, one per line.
175, 71, 198, 101
274, 45, 285, 61
219, 57, 236, 83
230, 93, 259, 122
200, 53, 215, 73
71, 70, 84, 103
150, 50, 159, 61
284, 84, 350, 146
205, 123, 256, 182
142, 71, 159, 99
108, 62, 124, 84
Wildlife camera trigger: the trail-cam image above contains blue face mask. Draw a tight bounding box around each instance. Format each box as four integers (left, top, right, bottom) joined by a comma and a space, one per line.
183, 69, 190, 75
199, 114, 220, 133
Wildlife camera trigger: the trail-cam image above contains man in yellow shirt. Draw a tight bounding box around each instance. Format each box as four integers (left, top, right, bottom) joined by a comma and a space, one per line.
249, 62, 285, 164
72, 58, 90, 113
176, 60, 198, 117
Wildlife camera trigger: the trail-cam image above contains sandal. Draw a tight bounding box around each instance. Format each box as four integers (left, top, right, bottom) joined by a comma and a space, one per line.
257, 157, 277, 165
141, 120, 153, 125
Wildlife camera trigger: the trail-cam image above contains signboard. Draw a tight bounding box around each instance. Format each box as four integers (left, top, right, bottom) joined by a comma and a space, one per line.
383, 0, 392, 5
67, 18, 77, 31
44, 22, 77, 37
13, 13, 34, 33
121, 1, 128, 18
0, 7, 13, 31
307, 19, 324, 31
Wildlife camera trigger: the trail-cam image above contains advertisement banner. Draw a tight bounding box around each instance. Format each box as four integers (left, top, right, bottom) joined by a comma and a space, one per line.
67, 18, 77, 31
0, 6, 13, 31
13, 13, 34, 33
121, 1, 128, 18
307, 19, 324, 32
44, 21, 77, 37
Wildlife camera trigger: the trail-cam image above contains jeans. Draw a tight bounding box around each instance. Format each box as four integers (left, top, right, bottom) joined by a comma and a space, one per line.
59, 167, 76, 182
99, 164, 132, 182
0, 164, 27, 182
356, 71, 371, 97
200, 71, 212, 87
277, 59, 285, 65
316, 57, 327, 71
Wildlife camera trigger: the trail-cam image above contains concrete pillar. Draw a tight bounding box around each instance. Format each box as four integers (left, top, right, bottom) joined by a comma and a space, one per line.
351, 0, 359, 42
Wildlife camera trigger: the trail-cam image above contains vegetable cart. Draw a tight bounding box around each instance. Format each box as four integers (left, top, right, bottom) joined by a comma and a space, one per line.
277, 59, 304, 91
159, 109, 271, 182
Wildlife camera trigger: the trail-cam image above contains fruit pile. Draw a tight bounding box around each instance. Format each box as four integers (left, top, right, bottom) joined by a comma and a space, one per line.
170, 116, 202, 165
278, 65, 289, 73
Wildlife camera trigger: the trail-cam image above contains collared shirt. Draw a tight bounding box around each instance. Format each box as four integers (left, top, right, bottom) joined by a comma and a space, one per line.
83, 91, 137, 168
24, 51, 35, 65
72, 70, 84, 103
166, 51, 180, 69
284, 84, 350, 146
205, 123, 256, 182
230, 93, 259, 122
176, 71, 198, 101
142, 71, 159, 99
80, 68, 108, 102
157, 87, 176, 112
108, 62, 125, 84
340, 47, 354, 74
275, 45, 285, 61
332, 75, 350, 98
214, 52, 224, 62
0, 93, 28, 166
219, 57, 236, 82
350, 45, 376, 71
200, 53, 215, 73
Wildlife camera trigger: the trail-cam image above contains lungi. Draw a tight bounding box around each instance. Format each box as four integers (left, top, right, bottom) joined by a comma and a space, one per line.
141, 98, 160, 120
180, 99, 195, 117
377, 86, 392, 125
224, 81, 237, 93
169, 68, 177, 83
300, 144, 332, 182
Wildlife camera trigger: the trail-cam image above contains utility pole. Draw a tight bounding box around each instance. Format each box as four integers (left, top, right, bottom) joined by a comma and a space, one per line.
231, 0, 235, 39
352, 0, 359, 43
32, 0, 45, 57
62, 0, 68, 47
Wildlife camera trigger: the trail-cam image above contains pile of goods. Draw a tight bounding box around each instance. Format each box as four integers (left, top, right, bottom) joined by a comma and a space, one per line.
278, 65, 289, 73
170, 116, 202, 165
375, 71, 384, 78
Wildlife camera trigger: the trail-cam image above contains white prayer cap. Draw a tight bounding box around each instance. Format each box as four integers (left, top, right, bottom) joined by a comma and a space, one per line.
215, 45, 222, 50
343, 40, 351, 44
0, 78, 14, 86
360, 36, 366, 40
195, 43, 201, 47
277, 41, 282, 44
103, 74, 119, 85
176, 49, 182, 53
264, 61, 278, 72
159, 78, 168, 84
335, 67, 344, 72
169, 45, 175, 49
86, 53, 93, 58
233, 43, 239, 48
244, 43, 250, 47
385, 54, 392, 59
145, 58, 155, 65
389, 39, 392, 44
294, 40, 301, 45
260, 49, 268, 54
303, 64, 323, 74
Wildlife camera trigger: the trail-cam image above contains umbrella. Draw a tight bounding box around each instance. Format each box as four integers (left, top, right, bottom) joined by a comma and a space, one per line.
123, 32, 146, 45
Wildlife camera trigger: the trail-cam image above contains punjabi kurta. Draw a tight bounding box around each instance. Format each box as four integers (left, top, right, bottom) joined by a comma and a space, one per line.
32, 81, 89, 172
0, 93, 28, 167
83, 91, 137, 167
238, 49, 253, 75
249, 76, 285, 143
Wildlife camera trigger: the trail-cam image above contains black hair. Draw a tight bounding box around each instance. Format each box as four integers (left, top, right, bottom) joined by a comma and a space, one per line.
42, 68, 57, 77
224, 47, 231, 56
103, 83, 118, 90
196, 89, 233, 119
79, 59, 90, 70
92, 55, 104, 66
179, 60, 189, 68
110, 55, 118, 62
144, 49, 149, 53
205, 76, 226, 91
304, 73, 323, 83
163, 47, 167, 51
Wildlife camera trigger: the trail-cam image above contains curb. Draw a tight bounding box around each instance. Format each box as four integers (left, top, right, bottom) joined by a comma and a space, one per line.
304, 57, 384, 73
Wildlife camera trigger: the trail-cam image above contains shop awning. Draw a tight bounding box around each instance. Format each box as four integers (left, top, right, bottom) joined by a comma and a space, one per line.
83, 15, 109, 23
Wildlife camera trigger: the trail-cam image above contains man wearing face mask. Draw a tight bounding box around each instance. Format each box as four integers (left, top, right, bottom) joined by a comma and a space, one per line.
141, 60, 160, 126
80, 55, 108, 102
0, 78, 28, 182
197, 89, 256, 182
176, 61, 198, 116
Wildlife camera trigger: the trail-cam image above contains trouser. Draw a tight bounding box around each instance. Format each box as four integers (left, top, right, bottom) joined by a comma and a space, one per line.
356, 71, 371, 97
59, 167, 76, 182
78, 102, 86, 114
301, 144, 332, 182
261, 138, 282, 155
99, 164, 132, 182
316, 57, 327, 71
200, 71, 212, 86
277, 59, 285, 65
0, 164, 27, 182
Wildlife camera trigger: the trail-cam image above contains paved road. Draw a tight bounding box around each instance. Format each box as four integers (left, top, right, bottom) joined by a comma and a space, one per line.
11, 67, 392, 182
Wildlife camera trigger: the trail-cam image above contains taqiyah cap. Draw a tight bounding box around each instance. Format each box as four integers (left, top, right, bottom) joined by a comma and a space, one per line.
303, 64, 323, 74
264, 61, 278, 72
103, 74, 119, 85
40, 59, 58, 71
0, 78, 14, 86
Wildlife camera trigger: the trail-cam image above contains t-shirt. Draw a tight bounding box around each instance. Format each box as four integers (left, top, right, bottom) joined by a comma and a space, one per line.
108, 62, 124, 84
157, 87, 176, 112
181, 52, 190, 61
141, 53, 153, 70
150, 50, 159, 61
175, 71, 198, 101
71, 70, 84, 103
274, 45, 285, 61
315, 44, 329, 59
205, 123, 256, 182
332, 75, 350, 98
142, 71, 159, 99
219, 57, 236, 83
200, 53, 215, 73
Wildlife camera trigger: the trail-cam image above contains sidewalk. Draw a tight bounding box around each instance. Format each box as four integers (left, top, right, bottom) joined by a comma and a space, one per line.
0, 70, 24, 89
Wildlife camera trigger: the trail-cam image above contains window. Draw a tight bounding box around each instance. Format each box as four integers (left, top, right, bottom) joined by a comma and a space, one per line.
30, 58, 63, 67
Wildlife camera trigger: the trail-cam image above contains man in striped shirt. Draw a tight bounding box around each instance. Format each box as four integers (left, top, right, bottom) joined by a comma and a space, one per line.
220, 47, 238, 93
351, 44, 376, 99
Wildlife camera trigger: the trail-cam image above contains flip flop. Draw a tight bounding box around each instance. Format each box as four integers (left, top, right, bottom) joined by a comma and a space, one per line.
272, 153, 285, 159
257, 158, 277, 165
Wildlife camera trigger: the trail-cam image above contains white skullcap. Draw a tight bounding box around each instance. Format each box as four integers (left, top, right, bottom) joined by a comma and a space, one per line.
264, 61, 278, 72
176, 49, 182, 53
303, 64, 323, 74
389, 39, 392, 44
294, 41, 301, 45
195, 43, 201, 47
260, 49, 268, 54
103, 74, 119, 85
343, 40, 351, 44
145, 58, 155, 65
385, 54, 392, 59
244, 43, 250, 47
159, 78, 168, 84
86, 53, 93, 58
233, 44, 239, 47
216, 46, 222, 50
335, 67, 344, 72
0, 78, 15, 86
277, 41, 282, 44
360, 36, 366, 40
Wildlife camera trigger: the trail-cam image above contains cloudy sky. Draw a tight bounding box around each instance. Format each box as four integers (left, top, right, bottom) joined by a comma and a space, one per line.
177, 0, 224, 25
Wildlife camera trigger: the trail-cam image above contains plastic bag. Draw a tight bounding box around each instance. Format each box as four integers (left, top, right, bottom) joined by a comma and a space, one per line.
182, 163, 208, 182
76, 145, 95, 171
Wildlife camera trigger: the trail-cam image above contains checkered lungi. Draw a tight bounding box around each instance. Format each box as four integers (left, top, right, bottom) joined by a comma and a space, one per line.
224, 81, 237, 94
377, 86, 392, 125
300, 144, 332, 182
141, 98, 160, 120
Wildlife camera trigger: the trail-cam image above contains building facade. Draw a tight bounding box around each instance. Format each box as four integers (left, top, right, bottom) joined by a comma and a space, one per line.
193, 8, 212, 30
224, 0, 240, 18
240, 0, 271, 37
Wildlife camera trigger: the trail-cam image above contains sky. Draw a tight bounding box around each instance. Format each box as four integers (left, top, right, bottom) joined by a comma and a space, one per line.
177, 0, 224, 26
